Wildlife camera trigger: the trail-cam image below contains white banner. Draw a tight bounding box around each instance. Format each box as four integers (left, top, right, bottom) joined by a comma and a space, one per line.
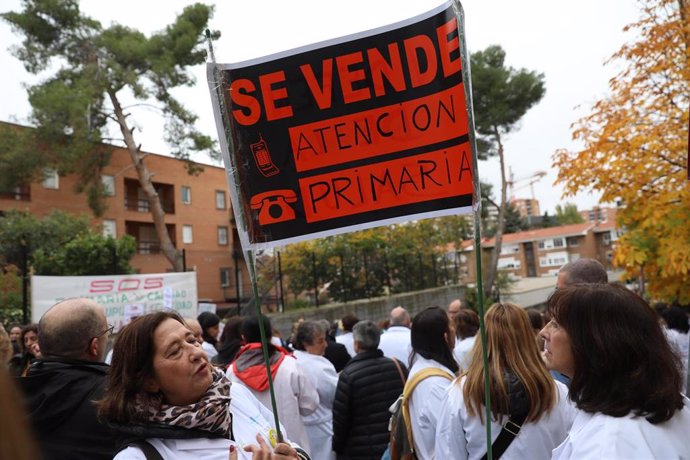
31, 272, 198, 331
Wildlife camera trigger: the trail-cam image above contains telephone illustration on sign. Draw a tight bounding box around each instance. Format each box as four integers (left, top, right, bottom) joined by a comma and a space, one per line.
251, 136, 280, 177
250, 189, 297, 225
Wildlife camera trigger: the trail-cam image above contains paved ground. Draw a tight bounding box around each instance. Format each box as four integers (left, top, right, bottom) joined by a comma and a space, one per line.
502, 277, 555, 309
502, 270, 624, 309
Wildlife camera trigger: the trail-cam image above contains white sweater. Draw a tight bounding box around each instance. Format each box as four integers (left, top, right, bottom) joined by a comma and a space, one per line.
435, 376, 576, 460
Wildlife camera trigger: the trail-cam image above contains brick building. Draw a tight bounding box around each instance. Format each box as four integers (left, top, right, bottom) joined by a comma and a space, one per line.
0, 123, 250, 311
451, 207, 621, 283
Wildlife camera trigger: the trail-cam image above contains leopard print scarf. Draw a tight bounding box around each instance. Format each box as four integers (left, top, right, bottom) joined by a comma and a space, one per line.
136, 367, 232, 437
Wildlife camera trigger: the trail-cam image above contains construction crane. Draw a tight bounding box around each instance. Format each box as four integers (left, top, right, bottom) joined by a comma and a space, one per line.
507, 168, 547, 201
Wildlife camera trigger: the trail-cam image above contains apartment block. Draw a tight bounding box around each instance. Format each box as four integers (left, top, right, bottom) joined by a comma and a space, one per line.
451, 207, 621, 283
511, 198, 541, 219
580, 206, 617, 224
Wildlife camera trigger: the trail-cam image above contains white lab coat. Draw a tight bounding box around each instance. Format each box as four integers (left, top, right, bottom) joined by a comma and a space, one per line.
294, 350, 338, 460
335, 332, 355, 357
435, 376, 576, 460
379, 326, 412, 365
664, 328, 690, 395
551, 396, 690, 459
674, 331, 689, 395
226, 353, 319, 453
453, 336, 476, 371
202, 341, 218, 360
407, 356, 455, 460
114, 383, 296, 460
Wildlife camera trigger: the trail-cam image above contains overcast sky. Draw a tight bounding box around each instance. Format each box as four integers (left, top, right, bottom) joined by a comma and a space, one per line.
0, 0, 641, 214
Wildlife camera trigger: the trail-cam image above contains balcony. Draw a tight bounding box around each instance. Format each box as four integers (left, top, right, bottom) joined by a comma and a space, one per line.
124, 178, 175, 214
125, 221, 176, 255
138, 240, 161, 255
124, 197, 174, 214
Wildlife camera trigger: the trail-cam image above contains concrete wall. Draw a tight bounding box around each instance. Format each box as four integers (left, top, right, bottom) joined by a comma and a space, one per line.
267, 284, 467, 338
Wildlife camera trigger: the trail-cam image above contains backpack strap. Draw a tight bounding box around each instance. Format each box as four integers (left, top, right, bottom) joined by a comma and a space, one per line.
391, 358, 406, 385
480, 411, 528, 460
401, 368, 453, 454
125, 440, 164, 460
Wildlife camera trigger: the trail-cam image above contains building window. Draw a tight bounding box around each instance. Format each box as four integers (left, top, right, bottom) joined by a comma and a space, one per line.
538, 239, 555, 250
498, 257, 521, 269
182, 225, 193, 244
215, 190, 226, 209
539, 251, 569, 267
101, 175, 115, 196
42, 169, 59, 189
538, 239, 565, 250
500, 244, 519, 255
102, 220, 116, 238
181, 186, 191, 204
602, 233, 611, 245
220, 268, 231, 287
566, 237, 580, 247
218, 226, 229, 245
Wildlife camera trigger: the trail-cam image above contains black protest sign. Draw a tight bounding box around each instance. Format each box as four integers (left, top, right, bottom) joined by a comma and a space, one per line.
209, 2, 475, 250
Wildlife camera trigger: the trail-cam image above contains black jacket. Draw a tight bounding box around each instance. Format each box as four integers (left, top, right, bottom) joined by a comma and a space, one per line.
18, 358, 116, 460
332, 349, 407, 460
212, 339, 242, 368
324, 339, 351, 373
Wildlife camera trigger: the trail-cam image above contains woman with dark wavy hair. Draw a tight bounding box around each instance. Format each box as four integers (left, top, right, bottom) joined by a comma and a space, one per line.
98, 311, 308, 459
542, 284, 690, 458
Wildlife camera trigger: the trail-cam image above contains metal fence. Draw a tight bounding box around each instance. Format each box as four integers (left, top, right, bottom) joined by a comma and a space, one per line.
254, 250, 463, 311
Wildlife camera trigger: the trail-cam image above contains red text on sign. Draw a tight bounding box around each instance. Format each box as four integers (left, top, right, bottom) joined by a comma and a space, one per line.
289, 83, 468, 172
299, 143, 473, 223
228, 17, 461, 126
89, 277, 164, 294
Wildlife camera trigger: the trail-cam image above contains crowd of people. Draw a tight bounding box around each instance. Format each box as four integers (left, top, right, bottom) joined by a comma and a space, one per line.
1, 258, 689, 459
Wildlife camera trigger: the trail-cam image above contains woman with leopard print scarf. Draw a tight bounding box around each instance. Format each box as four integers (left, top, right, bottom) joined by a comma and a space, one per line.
98, 311, 310, 460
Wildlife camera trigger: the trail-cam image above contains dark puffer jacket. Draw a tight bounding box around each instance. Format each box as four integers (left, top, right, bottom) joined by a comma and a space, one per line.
332, 349, 407, 460
18, 359, 116, 460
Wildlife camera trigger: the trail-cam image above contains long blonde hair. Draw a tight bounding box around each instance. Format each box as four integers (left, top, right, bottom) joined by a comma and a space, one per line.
462, 303, 556, 423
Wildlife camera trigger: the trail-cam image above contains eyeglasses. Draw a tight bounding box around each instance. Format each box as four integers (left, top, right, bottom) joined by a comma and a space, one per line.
86, 324, 114, 353
96, 324, 114, 338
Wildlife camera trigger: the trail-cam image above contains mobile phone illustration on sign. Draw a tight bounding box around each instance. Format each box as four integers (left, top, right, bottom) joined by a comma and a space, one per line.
250, 189, 297, 225
251, 136, 280, 177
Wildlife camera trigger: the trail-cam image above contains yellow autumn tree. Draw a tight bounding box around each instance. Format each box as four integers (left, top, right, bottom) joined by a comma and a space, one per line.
554, 0, 690, 302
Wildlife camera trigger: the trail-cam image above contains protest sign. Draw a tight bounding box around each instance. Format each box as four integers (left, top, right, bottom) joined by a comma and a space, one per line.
209, 1, 475, 251
31, 272, 198, 330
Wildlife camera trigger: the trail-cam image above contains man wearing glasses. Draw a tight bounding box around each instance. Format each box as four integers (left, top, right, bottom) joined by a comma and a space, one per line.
18, 298, 116, 460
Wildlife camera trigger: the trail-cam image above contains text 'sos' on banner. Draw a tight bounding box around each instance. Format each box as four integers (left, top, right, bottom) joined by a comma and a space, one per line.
31, 272, 198, 330
209, 1, 474, 251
